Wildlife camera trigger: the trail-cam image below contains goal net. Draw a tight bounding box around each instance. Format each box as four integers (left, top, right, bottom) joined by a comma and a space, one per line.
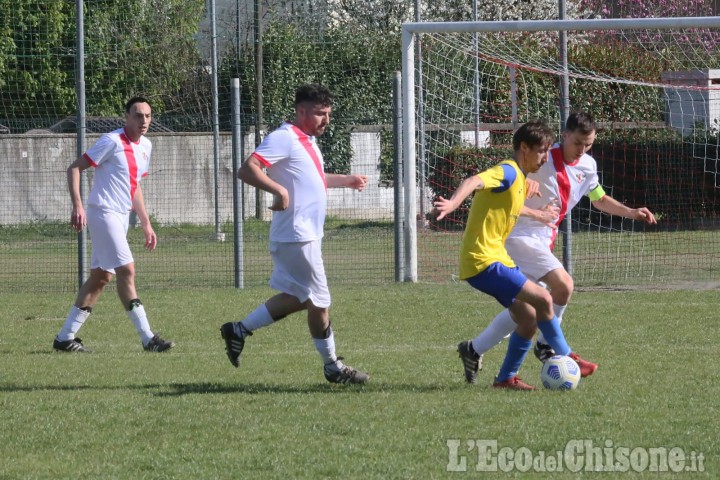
402, 17, 720, 288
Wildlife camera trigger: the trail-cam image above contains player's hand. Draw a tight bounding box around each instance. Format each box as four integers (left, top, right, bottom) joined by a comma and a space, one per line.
537, 202, 560, 228
525, 179, 541, 198
349, 174, 368, 192
432, 196, 457, 221
269, 189, 289, 211
143, 225, 157, 251
70, 205, 87, 232
634, 207, 657, 225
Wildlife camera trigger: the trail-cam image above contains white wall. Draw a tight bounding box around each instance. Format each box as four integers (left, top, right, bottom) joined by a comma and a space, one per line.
0, 131, 396, 225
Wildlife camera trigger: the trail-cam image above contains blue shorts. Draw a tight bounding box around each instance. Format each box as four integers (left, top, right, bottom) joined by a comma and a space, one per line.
466, 262, 528, 308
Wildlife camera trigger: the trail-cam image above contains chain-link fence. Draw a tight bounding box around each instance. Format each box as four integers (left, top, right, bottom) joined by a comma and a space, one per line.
1, 0, 719, 292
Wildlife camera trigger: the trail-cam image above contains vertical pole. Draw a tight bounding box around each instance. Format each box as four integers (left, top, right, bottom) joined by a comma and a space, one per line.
473, 0, 481, 146
509, 67, 518, 129
231, 78, 244, 288
402, 29, 417, 282
210, 0, 224, 241
254, 0, 265, 219
236, 0, 242, 63
559, 0, 572, 274
75, 0, 87, 288
559, 0, 571, 124
414, 0, 427, 228
392, 71, 405, 282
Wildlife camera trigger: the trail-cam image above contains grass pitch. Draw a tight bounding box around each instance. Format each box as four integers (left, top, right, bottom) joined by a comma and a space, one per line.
1, 284, 718, 479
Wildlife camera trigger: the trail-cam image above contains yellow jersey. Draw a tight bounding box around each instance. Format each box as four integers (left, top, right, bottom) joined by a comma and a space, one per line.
459, 160, 526, 280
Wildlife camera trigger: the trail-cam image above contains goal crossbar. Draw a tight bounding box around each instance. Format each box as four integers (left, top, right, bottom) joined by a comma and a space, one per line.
402, 16, 720, 35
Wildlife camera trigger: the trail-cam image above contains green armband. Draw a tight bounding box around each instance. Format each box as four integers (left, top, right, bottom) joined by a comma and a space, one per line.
588, 185, 606, 202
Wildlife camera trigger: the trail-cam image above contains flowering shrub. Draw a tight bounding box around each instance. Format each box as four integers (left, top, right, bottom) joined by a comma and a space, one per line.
326, 0, 589, 33
579, 0, 714, 18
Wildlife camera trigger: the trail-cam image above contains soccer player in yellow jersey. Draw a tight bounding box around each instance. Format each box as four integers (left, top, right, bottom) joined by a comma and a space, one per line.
433, 120, 597, 390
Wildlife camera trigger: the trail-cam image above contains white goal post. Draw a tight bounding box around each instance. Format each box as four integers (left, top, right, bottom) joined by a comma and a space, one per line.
401, 16, 720, 284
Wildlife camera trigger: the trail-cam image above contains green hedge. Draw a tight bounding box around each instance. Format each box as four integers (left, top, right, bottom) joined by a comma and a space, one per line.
426, 145, 513, 231
426, 128, 720, 233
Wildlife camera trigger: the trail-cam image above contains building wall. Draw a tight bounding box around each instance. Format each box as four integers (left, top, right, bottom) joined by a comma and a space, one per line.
0, 132, 397, 225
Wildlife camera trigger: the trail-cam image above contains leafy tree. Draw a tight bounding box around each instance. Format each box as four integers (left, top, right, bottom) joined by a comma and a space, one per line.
83, 0, 206, 116
221, 20, 399, 173
0, 0, 75, 125
0, 0, 205, 130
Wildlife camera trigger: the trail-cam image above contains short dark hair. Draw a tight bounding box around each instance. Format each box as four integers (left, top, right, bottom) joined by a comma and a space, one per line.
565, 111, 596, 135
512, 120, 555, 151
295, 84, 333, 107
125, 96, 151, 113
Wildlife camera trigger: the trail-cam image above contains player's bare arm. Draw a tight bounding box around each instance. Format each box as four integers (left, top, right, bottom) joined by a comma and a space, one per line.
132, 186, 157, 251
432, 174, 485, 221
67, 155, 92, 231
325, 173, 368, 191
592, 195, 657, 224
238, 155, 289, 211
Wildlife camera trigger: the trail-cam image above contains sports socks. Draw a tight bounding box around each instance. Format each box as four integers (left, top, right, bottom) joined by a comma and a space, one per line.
470, 303, 571, 355
56, 305, 92, 341
126, 299, 154, 346
496, 332, 532, 382
537, 303, 567, 345
312, 326, 341, 368
471, 308, 515, 355
536, 316, 571, 356
238, 304, 275, 335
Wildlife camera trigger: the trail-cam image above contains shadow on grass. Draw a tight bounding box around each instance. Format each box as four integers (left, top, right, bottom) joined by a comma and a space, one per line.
0, 381, 460, 395
157, 381, 456, 396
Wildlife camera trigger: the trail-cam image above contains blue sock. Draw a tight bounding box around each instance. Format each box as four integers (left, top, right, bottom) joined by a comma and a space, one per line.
496, 332, 532, 382
536, 316, 571, 356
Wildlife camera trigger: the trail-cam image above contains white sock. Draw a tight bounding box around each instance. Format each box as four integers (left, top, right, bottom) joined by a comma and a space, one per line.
127, 304, 154, 345
57, 306, 91, 341
471, 309, 516, 356
239, 304, 275, 333
537, 303, 567, 345
313, 328, 339, 367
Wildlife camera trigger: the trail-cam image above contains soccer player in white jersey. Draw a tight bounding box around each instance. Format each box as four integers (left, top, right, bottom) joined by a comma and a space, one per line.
220, 84, 370, 384
457, 112, 656, 383
52, 97, 174, 353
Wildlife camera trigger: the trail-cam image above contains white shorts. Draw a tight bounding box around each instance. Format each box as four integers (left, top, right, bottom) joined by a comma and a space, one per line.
87, 206, 133, 274
505, 235, 563, 283
269, 239, 331, 308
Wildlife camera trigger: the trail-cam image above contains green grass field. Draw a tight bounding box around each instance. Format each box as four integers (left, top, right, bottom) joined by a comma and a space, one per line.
3, 220, 720, 293
2, 284, 718, 479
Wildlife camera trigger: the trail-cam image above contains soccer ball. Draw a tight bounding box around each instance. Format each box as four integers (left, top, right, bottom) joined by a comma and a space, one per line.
540, 355, 581, 390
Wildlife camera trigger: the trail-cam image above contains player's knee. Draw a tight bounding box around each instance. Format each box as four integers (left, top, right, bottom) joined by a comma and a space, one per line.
552, 282, 573, 305
90, 270, 113, 288
549, 274, 574, 304
533, 289, 554, 318
115, 264, 135, 279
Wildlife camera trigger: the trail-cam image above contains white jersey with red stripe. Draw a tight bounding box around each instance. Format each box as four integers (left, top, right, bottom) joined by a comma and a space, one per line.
510, 145, 601, 249
252, 122, 327, 242
84, 128, 151, 213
